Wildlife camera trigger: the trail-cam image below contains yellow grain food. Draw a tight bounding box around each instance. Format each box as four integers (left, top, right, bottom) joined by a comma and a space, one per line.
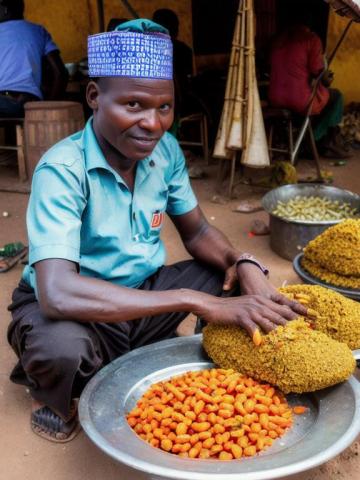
279, 284, 360, 349
302, 219, 360, 289
127, 368, 294, 460
202, 320, 355, 394
272, 196, 358, 222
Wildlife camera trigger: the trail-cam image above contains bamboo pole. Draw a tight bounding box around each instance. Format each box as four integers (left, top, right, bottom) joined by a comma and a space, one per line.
243, 0, 254, 151
227, 1, 246, 150
240, 0, 270, 167
327, 18, 353, 65
241, 80, 270, 166
213, 2, 242, 158
225, 43, 241, 151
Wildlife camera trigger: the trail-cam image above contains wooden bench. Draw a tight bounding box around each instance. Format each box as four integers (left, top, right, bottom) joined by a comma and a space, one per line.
178, 112, 209, 165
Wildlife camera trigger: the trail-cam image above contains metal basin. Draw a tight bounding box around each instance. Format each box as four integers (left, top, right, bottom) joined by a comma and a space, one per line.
79, 335, 360, 480
261, 184, 360, 261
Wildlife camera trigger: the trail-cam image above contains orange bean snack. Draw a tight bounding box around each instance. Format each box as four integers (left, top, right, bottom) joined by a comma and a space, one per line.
127, 368, 295, 460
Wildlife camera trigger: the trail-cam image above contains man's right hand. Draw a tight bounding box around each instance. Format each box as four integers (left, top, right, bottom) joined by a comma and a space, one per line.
321, 69, 334, 87
195, 294, 302, 340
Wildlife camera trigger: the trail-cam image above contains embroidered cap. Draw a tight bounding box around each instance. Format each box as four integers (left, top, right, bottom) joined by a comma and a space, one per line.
88, 19, 173, 79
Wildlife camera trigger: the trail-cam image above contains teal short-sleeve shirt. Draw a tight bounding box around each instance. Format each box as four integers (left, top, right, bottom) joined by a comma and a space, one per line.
23, 119, 198, 293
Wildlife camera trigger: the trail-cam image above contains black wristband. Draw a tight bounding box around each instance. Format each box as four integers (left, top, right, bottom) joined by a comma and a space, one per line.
235, 253, 269, 276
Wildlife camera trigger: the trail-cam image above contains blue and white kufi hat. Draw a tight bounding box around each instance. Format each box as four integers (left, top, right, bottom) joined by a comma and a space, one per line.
88, 19, 173, 79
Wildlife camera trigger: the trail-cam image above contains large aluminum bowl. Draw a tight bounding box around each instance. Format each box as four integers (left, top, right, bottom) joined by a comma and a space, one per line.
79, 335, 360, 480
262, 184, 360, 261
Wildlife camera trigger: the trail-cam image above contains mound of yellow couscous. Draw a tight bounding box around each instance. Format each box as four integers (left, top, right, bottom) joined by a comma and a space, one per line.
279, 284, 360, 349
302, 219, 360, 289
203, 319, 355, 394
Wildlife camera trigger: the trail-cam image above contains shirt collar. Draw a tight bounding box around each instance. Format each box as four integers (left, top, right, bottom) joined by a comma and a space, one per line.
82, 117, 153, 186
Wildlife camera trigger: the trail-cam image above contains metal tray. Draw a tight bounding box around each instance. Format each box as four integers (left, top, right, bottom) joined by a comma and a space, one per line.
293, 252, 360, 301
79, 335, 360, 480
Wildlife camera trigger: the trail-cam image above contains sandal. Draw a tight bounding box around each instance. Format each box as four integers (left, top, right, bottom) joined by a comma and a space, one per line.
0, 242, 28, 273
31, 404, 81, 443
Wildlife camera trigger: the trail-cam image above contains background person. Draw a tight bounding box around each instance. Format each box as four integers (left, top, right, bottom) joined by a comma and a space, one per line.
152, 8, 194, 119
106, 17, 128, 32
0, 0, 68, 117
268, 13, 349, 158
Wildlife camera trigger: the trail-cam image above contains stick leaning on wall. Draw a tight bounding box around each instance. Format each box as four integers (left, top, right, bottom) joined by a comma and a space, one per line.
213, 2, 242, 159
227, 1, 246, 150
214, 0, 270, 196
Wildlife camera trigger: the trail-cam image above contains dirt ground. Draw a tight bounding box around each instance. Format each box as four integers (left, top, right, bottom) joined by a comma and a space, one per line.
0, 152, 359, 480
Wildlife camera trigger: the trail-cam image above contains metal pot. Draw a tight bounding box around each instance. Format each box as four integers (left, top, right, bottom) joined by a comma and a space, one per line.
261, 184, 360, 261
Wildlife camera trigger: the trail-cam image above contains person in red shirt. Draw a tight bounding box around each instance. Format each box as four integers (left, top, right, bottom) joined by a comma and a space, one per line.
268, 15, 348, 158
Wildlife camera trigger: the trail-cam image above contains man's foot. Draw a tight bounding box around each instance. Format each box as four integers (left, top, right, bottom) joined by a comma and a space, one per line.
31, 400, 81, 443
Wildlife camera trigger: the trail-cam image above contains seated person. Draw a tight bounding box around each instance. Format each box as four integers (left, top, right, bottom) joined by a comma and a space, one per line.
7, 19, 306, 443
0, 0, 68, 117
268, 12, 348, 158
152, 8, 194, 116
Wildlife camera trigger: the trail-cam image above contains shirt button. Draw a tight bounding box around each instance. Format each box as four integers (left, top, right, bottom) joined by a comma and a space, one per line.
149, 159, 155, 167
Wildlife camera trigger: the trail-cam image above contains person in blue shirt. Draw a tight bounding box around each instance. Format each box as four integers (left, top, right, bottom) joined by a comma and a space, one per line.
0, 0, 68, 117
7, 19, 306, 443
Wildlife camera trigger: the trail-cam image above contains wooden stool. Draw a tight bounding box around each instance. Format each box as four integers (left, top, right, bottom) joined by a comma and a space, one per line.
263, 106, 323, 182
0, 118, 27, 181
24, 101, 85, 180
178, 112, 209, 164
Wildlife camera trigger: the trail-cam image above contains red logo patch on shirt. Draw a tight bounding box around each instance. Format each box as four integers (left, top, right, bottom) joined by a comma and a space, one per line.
151, 211, 164, 229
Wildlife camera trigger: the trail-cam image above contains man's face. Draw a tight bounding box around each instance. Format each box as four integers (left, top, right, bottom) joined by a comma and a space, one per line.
90, 77, 174, 161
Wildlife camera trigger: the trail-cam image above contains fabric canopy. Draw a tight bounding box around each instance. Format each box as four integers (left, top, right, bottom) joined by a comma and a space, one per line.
326, 0, 360, 22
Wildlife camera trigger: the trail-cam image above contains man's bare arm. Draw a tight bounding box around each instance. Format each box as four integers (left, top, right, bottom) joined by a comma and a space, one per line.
35, 258, 200, 322
35, 257, 302, 338
170, 206, 240, 270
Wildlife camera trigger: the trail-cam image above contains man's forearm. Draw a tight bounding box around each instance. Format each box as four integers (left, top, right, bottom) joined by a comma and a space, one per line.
183, 223, 240, 272
36, 259, 209, 323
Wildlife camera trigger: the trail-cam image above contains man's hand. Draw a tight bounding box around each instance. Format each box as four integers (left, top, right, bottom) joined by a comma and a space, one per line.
321, 69, 334, 87
221, 261, 307, 330
171, 206, 306, 339
196, 293, 305, 340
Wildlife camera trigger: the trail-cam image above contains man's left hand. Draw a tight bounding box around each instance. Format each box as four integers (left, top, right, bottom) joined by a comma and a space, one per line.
223, 261, 307, 316
321, 69, 334, 87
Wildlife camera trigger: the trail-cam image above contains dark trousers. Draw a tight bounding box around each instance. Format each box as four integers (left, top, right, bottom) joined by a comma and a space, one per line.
7, 260, 225, 420
0, 93, 39, 117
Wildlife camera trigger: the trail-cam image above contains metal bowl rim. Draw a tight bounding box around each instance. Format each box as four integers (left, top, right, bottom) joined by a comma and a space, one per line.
262, 184, 360, 225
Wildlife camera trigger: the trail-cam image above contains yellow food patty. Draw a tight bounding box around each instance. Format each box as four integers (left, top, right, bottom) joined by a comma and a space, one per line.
203, 320, 355, 394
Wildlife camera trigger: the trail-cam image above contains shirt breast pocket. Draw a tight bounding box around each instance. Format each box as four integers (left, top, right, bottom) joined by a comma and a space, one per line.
141, 188, 168, 243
